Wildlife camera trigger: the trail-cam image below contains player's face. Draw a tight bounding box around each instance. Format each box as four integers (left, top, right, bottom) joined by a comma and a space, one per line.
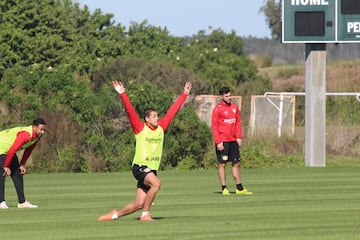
33, 124, 46, 138
222, 92, 232, 105
146, 111, 159, 128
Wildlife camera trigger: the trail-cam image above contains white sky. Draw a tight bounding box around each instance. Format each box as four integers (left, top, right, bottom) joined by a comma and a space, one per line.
75, 0, 271, 38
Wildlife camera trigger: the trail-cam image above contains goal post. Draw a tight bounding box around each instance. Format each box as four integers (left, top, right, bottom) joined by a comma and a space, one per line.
249, 95, 296, 137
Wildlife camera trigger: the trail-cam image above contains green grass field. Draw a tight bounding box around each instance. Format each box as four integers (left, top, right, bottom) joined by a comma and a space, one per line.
1, 166, 359, 240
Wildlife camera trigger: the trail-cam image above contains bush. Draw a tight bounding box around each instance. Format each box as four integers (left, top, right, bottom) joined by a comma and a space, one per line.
241, 136, 304, 168
276, 66, 302, 79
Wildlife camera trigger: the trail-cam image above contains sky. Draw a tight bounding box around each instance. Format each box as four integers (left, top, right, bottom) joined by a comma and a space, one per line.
75, 0, 271, 38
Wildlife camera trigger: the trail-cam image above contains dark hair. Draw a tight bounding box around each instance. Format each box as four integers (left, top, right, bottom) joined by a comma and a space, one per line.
143, 108, 157, 121
33, 118, 46, 126
219, 87, 230, 95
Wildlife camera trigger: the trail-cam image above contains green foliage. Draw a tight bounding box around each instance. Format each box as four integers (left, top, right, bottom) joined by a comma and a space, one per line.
124, 20, 176, 59
0, 0, 127, 75
327, 96, 360, 125
250, 54, 273, 68
275, 66, 303, 79
91, 57, 211, 95
163, 107, 213, 169
126, 81, 174, 117
169, 29, 258, 94
55, 146, 88, 173
0, 67, 57, 122
241, 137, 304, 168
175, 156, 198, 170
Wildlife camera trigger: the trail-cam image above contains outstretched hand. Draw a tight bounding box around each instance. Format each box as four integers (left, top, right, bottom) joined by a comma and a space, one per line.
183, 82, 192, 95
112, 80, 125, 94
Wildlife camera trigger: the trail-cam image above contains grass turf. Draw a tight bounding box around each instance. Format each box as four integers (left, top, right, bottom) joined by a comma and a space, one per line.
0, 167, 359, 240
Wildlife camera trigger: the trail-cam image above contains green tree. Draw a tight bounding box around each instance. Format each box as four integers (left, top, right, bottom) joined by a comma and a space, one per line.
0, 0, 127, 76
176, 29, 258, 94
164, 107, 213, 169
260, 0, 281, 39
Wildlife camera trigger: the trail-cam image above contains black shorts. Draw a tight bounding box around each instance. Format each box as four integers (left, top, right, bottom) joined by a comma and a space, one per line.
132, 164, 157, 192
215, 141, 240, 164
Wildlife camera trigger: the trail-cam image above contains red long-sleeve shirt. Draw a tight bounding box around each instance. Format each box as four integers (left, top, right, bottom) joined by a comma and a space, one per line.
119, 92, 188, 133
3, 131, 39, 168
211, 101, 242, 144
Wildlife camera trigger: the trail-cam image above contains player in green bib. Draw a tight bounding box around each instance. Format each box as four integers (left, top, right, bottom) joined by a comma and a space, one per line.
0, 118, 46, 209
98, 80, 192, 221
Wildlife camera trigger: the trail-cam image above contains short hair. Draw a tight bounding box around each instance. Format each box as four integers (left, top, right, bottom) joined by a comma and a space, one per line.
33, 118, 46, 126
219, 87, 230, 95
143, 108, 157, 121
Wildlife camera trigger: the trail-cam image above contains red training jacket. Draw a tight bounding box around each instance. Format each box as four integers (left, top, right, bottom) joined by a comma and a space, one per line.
211, 101, 242, 144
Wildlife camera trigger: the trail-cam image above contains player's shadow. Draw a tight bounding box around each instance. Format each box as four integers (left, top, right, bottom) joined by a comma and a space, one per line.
136, 217, 165, 221
213, 191, 235, 194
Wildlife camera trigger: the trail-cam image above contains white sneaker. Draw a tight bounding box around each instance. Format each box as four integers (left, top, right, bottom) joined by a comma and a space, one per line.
0, 201, 9, 209
17, 200, 38, 208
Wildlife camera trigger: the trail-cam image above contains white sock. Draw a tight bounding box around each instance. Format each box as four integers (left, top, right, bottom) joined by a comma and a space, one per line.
112, 212, 118, 220
141, 211, 150, 218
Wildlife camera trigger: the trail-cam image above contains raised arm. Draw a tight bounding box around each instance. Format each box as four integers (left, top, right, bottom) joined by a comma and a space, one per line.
112, 80, 125, 94
159, 82, 192, 131
112, 80, 143, 134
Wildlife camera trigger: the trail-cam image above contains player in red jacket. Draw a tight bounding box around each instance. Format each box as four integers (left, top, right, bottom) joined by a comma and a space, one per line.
211, 87, 252, 195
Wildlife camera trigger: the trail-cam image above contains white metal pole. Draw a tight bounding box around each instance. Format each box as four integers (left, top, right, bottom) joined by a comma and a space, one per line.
278, 95, 284, 137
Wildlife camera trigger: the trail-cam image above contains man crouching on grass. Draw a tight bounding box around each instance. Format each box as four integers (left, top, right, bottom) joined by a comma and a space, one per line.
98, 80, 192, 222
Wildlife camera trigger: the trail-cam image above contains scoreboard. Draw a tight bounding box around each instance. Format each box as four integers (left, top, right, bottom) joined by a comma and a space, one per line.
282, 0, 360, 43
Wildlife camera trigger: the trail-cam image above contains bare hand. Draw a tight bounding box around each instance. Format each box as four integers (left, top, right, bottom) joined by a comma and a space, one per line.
183, 82, 192, 95
3, 167, 11, 177
216, 142, 224, 151
236, 138, 242, 147
20, 165, 27, 175
112, 80, 125, 94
